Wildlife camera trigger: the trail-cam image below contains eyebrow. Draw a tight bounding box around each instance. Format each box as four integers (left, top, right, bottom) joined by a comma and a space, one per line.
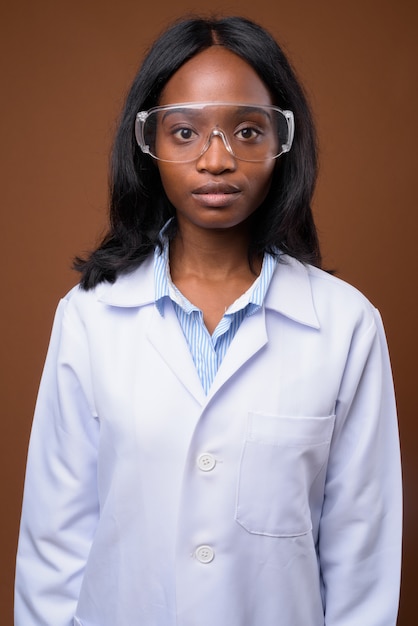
160, 104, 272, 123
161, 107, 202, 123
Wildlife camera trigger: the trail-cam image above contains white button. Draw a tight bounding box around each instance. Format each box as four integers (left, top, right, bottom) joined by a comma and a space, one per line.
197, 453, 216, 472
195, 545, 215, 563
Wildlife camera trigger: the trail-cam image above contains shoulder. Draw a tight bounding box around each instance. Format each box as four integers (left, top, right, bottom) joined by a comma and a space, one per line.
51, 256, 156, 338
63, 254, 155, 311
306, 263, 376, 319
307, 263, 373, 304
268, 255, 379, 333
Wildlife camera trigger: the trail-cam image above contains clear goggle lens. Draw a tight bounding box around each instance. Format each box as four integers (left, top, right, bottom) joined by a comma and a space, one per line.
135, 102, 294, 163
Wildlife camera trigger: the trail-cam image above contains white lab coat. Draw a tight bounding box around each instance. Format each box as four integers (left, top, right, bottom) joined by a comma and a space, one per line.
15, 253, 402, 626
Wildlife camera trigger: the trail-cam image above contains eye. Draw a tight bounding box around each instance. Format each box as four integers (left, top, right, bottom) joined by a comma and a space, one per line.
171, 126, 198, 142
235, 125, 263, 141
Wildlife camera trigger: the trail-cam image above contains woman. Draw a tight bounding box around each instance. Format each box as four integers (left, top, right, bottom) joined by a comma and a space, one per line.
15, 16, 402, 626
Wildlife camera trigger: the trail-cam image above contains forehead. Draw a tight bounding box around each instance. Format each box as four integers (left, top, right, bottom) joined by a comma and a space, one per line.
159, 47, 273, 107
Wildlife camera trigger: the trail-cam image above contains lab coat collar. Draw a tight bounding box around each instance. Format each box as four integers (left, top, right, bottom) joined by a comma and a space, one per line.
96, 255, 156, 307
265, 255, 320, 329
96, 252, 320, 329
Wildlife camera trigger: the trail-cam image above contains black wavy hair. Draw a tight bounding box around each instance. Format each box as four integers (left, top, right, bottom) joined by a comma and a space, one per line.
75, 15, 321, 289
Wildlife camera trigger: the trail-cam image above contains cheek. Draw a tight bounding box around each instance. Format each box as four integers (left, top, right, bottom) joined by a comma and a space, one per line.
157, 166, 185, 205
249, 164, 275, 202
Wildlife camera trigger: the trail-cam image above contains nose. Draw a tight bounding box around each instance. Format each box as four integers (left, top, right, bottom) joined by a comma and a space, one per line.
196, 129, 237, 173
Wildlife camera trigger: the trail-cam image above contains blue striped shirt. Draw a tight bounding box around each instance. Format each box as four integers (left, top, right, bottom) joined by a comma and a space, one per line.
154, 240, 277, 394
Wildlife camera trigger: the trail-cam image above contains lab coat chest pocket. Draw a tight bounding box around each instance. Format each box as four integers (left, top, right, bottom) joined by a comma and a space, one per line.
235, 412, 335, 537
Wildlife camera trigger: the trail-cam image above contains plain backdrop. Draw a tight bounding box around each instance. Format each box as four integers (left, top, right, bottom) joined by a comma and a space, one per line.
1, 0, 416, 623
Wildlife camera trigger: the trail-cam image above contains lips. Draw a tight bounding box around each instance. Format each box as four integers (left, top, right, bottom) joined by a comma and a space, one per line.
191, 182, 241, 208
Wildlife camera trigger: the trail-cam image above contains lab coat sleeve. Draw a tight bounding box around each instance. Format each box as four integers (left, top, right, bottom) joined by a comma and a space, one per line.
15, 293, 100, 626
319, 308, 402, 625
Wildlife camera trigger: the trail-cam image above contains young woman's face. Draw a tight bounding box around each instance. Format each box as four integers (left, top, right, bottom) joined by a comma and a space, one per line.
156, 47, 277, 234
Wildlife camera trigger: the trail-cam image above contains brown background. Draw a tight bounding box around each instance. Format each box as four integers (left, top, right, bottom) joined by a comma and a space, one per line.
1, 0, 416, 623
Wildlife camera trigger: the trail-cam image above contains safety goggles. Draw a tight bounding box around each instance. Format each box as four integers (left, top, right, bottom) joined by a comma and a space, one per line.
135, 102, 294, 163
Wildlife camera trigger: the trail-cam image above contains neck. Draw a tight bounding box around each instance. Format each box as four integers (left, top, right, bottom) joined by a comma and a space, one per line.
169, 222, 261, 281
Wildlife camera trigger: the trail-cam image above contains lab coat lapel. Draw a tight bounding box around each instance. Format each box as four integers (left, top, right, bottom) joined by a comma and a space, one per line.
207, 307, 268, 399
206, 255, 319, 400
146, 301, 206, 406
97, 255, 205, 405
